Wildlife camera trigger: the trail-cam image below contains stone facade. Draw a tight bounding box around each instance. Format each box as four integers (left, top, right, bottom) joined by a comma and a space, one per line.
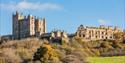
51, 30, 68, 38
12, 11, 46, 39
76, 25, 121, 40
51, 30, 68, 43
41, 30, 68, 43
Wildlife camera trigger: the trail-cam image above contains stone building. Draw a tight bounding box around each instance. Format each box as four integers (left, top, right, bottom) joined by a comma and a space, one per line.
41, 30, 68, 43
12, 11, 46, 39
76, 25, 121, 40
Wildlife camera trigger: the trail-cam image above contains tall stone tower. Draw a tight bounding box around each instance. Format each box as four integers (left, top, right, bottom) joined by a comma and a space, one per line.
35, 18, 46, 37
13, 11, 25, 39
12, 11, 46, 39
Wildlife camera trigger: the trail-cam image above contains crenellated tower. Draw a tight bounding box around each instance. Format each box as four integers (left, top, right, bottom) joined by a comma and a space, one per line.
12, 11, 46, 39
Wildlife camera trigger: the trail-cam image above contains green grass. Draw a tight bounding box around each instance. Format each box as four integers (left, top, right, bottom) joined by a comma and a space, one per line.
88, 56, 125, 63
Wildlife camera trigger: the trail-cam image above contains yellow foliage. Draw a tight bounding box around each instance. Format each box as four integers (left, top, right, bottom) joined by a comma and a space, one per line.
33, 43, 59, 63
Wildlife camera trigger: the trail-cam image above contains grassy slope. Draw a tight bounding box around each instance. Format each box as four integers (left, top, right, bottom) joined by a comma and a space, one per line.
88, 56, 125, 63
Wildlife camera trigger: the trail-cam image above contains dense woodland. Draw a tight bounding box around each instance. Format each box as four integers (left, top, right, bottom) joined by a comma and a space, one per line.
0, 31, 125, 63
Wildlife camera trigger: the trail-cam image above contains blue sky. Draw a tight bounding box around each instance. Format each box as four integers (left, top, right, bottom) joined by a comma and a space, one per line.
0, 0, 125, 35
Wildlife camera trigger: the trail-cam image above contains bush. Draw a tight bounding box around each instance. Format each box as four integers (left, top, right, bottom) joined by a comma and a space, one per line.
0, 48, 22, 63
0, 38, 43, 63
33, 42, 60, 63
100, 49, 125, 57
100, 42, 112, 49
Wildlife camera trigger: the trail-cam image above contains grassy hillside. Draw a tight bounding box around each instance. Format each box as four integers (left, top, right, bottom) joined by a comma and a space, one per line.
0, 36, 125, 63
88, 56, 125, 63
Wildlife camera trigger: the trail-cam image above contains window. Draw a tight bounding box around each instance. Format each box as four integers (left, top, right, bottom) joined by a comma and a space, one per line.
105, 32, 107, 35
102, 32, 104, 34
96, 32, 97, 34
89, 35, 91, 38
83, 35, 85, 37
81, 35, 83, 37
102, 36, 104, 38
106, 37, 107, 39
96, 36, 98, 38
110, 36, 112, 39
89, 31, 91, 34
79, 34, 81, 37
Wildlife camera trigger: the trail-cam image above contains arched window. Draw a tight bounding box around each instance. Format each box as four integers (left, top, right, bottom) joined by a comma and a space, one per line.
102, 36, 104, 38
83, 34, 85, 37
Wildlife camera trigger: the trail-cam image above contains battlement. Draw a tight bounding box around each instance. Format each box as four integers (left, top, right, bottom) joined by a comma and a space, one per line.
51, 30, 67, 38
13, 11, 45, 22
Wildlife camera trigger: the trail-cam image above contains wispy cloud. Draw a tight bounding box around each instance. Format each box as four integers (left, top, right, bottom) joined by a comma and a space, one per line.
0, 1, 62, 11
98, 19, 111, 25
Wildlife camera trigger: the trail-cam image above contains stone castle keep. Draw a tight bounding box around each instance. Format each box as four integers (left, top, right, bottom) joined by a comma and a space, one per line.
76, 25, 121, 40
13, 11, 46, 39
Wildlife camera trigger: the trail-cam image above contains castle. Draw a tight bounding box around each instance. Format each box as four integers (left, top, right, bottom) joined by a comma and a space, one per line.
12, 11, 122, 40
12, 11, 46, 39
76, 25, 121, 40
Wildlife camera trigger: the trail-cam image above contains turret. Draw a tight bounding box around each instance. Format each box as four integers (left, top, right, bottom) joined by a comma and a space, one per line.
42, 18, 46, 33
16, 11, 19, 15
78, 24, 84, 30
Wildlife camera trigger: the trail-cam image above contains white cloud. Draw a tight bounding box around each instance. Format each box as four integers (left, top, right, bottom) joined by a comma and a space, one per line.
0, 1, 62, 11
98, 19, 111, 25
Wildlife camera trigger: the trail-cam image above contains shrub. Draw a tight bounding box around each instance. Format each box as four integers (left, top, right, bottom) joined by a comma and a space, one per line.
112, 41, 123, 49
0, 48, 22, 63
33, 42, 60, 63
100, 42, 112, 49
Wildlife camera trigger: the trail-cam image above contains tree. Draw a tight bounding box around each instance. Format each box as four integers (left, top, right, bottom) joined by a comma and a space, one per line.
33, 42, 59, 63
114, 32, 124, 43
